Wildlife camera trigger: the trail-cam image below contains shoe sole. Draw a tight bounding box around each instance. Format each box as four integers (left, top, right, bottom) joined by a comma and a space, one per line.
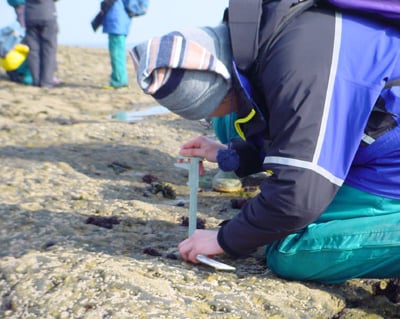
212, 185, 242, 193
101, 85, 129, 90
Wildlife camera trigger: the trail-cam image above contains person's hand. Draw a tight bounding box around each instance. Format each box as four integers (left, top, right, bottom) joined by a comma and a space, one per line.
178, 229, 224, 263
179, 136, 227, 163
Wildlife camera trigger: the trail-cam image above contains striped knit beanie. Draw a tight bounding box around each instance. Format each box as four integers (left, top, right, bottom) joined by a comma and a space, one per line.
130, 24, 232, 120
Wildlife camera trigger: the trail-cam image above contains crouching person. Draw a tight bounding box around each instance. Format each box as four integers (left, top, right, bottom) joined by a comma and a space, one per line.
0, 21, 33, 85
130, 4, 400, 283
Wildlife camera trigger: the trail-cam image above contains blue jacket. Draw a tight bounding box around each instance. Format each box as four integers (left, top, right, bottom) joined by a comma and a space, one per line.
217, 7, 400, 258
102, 0, 132, 36
0, 21, 25, 57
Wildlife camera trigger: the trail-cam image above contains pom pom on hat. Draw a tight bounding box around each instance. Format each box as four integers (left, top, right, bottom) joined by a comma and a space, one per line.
217, 148, 240, 172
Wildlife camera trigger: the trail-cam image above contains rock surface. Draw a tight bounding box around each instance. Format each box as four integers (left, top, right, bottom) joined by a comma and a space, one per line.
0, 46, 399, 319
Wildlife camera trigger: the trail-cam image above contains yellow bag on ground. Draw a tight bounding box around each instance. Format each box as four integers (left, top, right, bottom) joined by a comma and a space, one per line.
0, 43, 29, 71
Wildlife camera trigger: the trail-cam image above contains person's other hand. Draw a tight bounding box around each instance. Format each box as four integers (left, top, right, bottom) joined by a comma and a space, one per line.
179, 136, 227, 163
178, 229, 224, 263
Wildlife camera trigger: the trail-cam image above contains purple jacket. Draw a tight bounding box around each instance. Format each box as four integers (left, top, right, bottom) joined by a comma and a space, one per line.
329, 0, 400, 20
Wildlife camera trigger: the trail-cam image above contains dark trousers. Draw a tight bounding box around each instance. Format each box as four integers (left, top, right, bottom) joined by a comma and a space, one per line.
25, 19, 58, 87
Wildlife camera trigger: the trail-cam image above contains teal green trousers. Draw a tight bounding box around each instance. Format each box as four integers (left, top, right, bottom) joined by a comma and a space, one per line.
108, 34, 128, 88
265, 184, 400, 283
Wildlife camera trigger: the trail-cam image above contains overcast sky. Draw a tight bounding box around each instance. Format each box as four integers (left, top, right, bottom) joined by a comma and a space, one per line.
1, 0, 229, 47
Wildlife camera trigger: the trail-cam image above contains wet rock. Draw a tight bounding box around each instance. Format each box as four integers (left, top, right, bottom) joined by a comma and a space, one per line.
143, 247, 162, 257
107, 161, 132, 174
85, 216, 120, 229
148, 182, 177, 199
142, 174, 159, 184
180, 216, 206, 229
373, 278, 400, 303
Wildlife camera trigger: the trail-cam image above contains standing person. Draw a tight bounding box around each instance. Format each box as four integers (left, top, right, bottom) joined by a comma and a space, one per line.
24, 0, 58, 88
131, 4, 400, 284
100, 0, 148, 89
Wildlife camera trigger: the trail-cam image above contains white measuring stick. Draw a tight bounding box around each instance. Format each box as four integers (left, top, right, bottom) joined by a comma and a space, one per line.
196, 254, 236, 271
175, 156, 236, 271
174, 156, 201, 236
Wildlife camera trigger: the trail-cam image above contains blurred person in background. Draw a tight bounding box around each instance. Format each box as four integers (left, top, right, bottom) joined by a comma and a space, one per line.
24, 0, 58, 88
95, 0, 148, 89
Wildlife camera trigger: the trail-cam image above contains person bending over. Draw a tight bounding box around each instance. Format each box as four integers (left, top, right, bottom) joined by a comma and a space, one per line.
130, 5, 400, 283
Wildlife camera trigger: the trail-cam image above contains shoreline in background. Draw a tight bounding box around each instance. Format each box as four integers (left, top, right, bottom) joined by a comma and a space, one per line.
59, 41, 141, 49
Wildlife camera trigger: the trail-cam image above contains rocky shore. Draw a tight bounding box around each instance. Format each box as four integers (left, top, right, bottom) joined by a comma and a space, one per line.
0, 45, 399, 319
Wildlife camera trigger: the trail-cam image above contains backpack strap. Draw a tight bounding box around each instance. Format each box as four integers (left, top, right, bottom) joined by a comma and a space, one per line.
228, 0, 263, 71
229, 0, 318, 72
